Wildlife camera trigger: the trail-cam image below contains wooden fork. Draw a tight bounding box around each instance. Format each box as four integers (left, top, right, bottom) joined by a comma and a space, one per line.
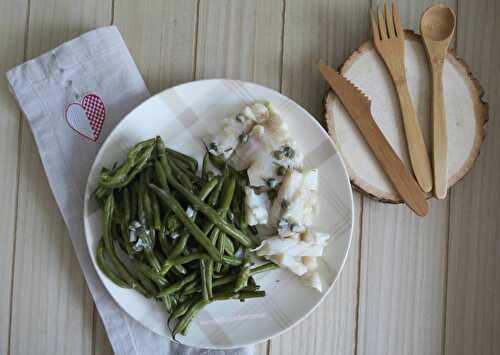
371, 3, 433, 193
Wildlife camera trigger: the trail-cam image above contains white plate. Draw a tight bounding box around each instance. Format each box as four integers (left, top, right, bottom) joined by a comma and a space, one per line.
84, 79, 354, 349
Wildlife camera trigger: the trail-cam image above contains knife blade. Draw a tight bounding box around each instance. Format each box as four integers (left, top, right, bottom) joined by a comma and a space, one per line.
319, 63, 428, 216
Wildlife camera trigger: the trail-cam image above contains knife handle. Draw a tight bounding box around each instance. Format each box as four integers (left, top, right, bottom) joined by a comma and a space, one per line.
353, 113, 428, 216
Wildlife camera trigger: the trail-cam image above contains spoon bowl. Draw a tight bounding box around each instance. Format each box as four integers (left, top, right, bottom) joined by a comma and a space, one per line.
421, 5, 456, 41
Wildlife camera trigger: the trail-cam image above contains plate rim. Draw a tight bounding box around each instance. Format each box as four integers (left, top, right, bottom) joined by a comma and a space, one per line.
83, 78, 355, 349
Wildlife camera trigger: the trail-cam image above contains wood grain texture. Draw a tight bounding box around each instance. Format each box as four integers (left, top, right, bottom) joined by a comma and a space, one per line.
356, 1, 456, 355
0, 1, 28, 355
281, 0, 370, 122
8, 1, 111, 355
113, 0, 198, 94
357, 198, 448, 355
445, 0, 500, 354
196, 0, 283, 90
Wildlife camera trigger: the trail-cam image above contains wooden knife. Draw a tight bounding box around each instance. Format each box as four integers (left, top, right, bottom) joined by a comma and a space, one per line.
319, 63, 428, 216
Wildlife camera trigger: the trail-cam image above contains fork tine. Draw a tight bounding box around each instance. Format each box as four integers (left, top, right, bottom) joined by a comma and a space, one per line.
377, 6, 388, 40
385, 2, 396, 38
370, 10, 380, 42
392, 2, 403, 37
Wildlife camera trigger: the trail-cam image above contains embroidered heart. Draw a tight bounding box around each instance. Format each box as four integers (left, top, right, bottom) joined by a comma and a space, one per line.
66, 94, 106, 141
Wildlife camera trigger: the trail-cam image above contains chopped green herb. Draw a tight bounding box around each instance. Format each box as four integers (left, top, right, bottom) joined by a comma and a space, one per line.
277, 165, 287, 176
266, 178, 278, 188
290, 222, 300, 233
239, 133, 249, 144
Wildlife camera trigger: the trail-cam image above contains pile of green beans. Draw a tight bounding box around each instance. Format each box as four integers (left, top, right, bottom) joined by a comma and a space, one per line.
94, 136, 278, 339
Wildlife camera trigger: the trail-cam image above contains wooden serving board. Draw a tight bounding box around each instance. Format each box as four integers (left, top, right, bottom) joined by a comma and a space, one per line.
325, 30, 487, 203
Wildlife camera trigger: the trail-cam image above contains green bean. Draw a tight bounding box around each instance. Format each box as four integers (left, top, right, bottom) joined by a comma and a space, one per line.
169, 232, 189, 257
122, 187, 131, 221
247, 276, 258, 289
207, 176, 223, 207
206, 259, 213, 299
162, 295, 173, 313
157, 273, 197, 297
120, 188, 133, 256
96, 238, 129, 288
154, 160, 168, 190
219, 174, 236, 214
149, 184, 222, 261
235, 250, 252, 291
143, 189, 153, 225
195, 262, 278, 292
202, 152, 210, 180
165, 147, 198, 172
180, 280, 199, 297
168, 159, 194, 191
200, 259, 209, 301
120, 223, 133, 257
215, 279, 259, 293
136, 272, 157, 297
138, 228, 161, 273
130, 182, 137, 220
164, 177, 217, 236
222, 235, 235, 255
154, 249, 166, 264
212, 290, 265, 301
250, 262, 279, 275
169, 298, 196, 322
183, 270, 241, 296
208, 151, 225, 171
166, 252, 211, 267
145, 251, 161, 273
171, 157, 200, 182
151, 193, 161, 231
215, 233, 225, 273
158, 217, 170, 256
99, 140, 155, 189
222, 254, 243, 266
132, 260, 168, 288
207, 228, 219, 293
175, 298, 210, 337
155, 137, 170, 185
136, 181, 146, 225
102, 194, 148, 295
197, 178, 219, 202
169, 156, 192, 173
160, 170, 253, 247
213, 274, 238, 288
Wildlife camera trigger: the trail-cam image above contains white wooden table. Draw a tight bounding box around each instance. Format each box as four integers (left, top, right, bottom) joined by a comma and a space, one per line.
1, 1, 499, 354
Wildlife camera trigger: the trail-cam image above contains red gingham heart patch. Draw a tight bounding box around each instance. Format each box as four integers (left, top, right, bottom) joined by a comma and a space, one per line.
66, 93, 106, 142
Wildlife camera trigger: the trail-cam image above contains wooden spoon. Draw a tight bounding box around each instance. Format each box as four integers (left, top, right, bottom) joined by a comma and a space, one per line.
420, 5, 456, 199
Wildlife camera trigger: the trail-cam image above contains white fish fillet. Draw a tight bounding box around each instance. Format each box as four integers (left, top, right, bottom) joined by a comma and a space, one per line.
209, 103, 269, 159
244, 187, 270, 226
269, 254, 308, 276
270, 169, 319, 236
255, 236, 325, 257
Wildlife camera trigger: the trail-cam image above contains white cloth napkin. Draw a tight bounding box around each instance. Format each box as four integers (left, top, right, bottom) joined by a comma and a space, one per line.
6, 25, 252, 355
